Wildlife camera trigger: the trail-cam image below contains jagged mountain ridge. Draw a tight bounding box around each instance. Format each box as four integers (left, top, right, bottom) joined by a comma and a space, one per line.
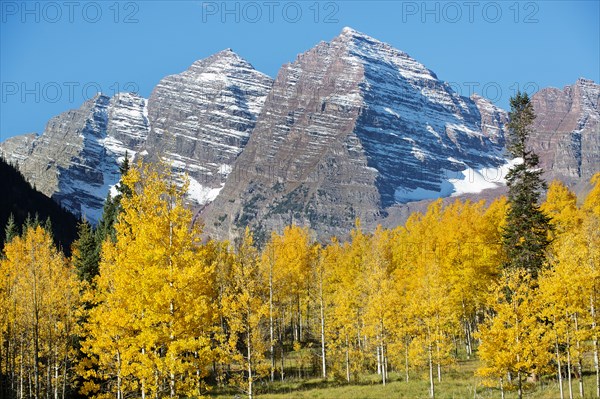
144, 49, 273, 203
200, 27, 511, 241
1, 27, 598, 239
1, 93, 149, 223
1, 52, 272, 223
530, 78, 600, 191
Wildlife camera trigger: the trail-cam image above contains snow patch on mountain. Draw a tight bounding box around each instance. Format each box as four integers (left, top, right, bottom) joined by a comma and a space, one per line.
394, 158, 522, 202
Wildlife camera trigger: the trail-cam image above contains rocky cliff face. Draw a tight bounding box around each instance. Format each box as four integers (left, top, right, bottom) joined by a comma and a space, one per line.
1, 29, 597, 239
0, 93, 149, 223
530, 78, 600, 186
144, 49, 273, 204
201, 28, 509, 241
0, 51, 271, 223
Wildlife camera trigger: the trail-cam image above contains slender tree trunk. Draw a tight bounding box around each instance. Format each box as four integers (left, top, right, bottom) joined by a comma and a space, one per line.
345, 334, 350, 383
269, 257, 275, 383
591, 293, 599, 398
19, 337, 23, 399
574, 313, 584, 398
381, 344, 386, 386
116, 350, 122, 399
518, 371, 523, 399
567, 328, 574, 399
556, 332, 565, 399
141, 348, 146, 399
405, 339, 410, 382
61, 352, 67, 399
54, 349, 59, 399
500, 377, 505, 399
319, 283, 326, 379
376, 345, 381, 375
428, 340, 435, 399
436, 340, 441, 383
247, 322, 253, 399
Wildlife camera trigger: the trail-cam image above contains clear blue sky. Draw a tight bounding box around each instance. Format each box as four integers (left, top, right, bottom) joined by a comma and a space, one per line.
1, 1, 598, 141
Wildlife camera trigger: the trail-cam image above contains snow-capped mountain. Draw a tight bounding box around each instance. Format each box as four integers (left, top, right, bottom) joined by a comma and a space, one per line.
143, 49, 273, 204
0, 51, 272, 223
201, 27, 511, 241
1, 93, 149, 223
1, 27, 598, 239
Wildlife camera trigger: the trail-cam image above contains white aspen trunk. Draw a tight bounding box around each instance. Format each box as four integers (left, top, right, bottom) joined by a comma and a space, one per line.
19, 337, 23, 399
591, 293, 599, 399
405, 339, 410, 382
376, 345, 381, 375
381, 344, 386, 386
556, 333, 564, 399
500, 377, 505, 399
466, 320, 473, 359
117, 351, 122, 399
54, 349, 59, 399
319, 282, 326, 379
567, 328, 574, 399
247, 325, 253, 399
574, 313, 584, 398
345, 334, 350, 383
428, 341, 435, 399
141, 348, 146, 399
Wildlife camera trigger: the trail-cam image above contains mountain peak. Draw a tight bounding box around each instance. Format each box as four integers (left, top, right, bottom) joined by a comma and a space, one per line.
338, 26, 379, 43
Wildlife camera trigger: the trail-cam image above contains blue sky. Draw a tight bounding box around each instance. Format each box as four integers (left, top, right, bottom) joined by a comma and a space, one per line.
1, 1, 598, 141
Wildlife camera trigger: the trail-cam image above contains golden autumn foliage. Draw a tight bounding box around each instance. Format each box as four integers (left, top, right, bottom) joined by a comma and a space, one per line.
0, 225, 80, 399
2, 165, 599, 399
80, 163, 217, 399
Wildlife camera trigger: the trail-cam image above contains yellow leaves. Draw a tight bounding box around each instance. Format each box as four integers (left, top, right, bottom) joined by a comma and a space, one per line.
81, 161, 218, 398
0, 225, 81, 399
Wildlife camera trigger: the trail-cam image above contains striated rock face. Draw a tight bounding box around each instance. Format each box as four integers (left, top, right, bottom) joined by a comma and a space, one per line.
0, 51, 271, 223
144, 49, 273, 204
0, 93, 150, 223
201, 28, 509, 242
2, 28, 597, 240
530, 78, 600, 185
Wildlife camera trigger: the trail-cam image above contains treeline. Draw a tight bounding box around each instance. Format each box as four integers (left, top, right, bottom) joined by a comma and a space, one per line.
0, 157, 79, 252
1, 158, 598, 399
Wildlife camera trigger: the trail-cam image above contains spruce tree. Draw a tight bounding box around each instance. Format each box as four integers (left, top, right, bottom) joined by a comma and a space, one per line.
502, 92, 551, 279
4, 213, 19, 245
73, 219, 100, 283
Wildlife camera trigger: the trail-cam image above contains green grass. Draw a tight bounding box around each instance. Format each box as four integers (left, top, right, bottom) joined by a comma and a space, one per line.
208, 359, 599, 399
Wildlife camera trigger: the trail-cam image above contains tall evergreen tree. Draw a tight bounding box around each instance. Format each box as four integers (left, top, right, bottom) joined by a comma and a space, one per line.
3, 213, 18, 246
72, 219, 100, 283
502, 91, 551, 279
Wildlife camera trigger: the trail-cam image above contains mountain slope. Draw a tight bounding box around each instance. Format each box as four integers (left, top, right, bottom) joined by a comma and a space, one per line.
144, 49, 273, 204
530, 78, 600, 191
0, 93, 149, 223
0, 51, 272, 222
201, 28, 509, 241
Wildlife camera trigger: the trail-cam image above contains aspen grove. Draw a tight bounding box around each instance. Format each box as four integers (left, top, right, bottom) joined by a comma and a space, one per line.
1, 160, 599, 399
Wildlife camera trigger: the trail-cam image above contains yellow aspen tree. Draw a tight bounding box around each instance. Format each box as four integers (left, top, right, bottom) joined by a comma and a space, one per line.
1, 226, 80, 399
580, 173, 600, 398
221, 228, 269, 399
81, 162, 217, 399
362, 226, 394, 385
541, 181, 592, 399
477, 268, 552, 399
323, 232, 364, 383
